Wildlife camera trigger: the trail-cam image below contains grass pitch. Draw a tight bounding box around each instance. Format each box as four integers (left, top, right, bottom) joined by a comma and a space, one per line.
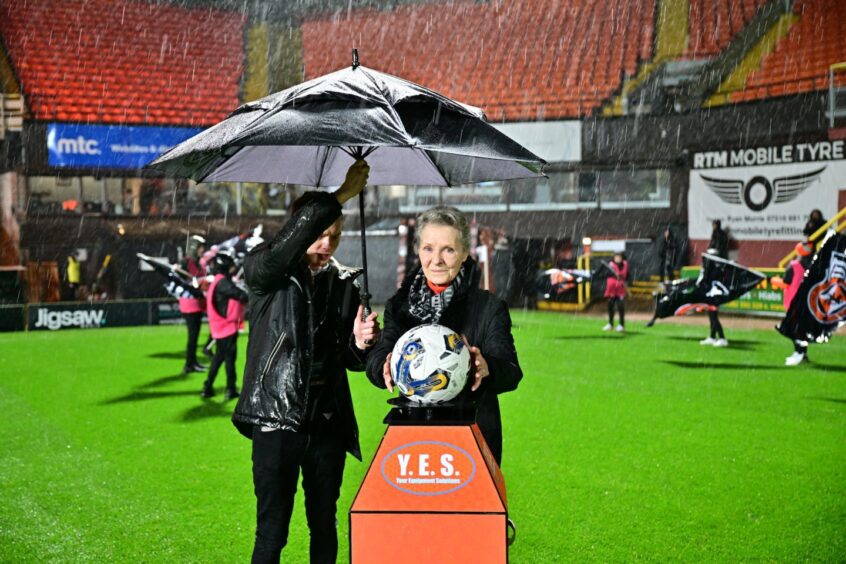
1, 311, 844, 562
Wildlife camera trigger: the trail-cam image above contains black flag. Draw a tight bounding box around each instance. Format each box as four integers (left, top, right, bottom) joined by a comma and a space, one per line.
137, 253, 204, 299
651, 254, 766, 320
777, 231, 846, 343
537, 268, 592, 298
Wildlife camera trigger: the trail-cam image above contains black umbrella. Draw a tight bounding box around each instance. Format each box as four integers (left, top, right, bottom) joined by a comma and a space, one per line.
148, 50, 546, 313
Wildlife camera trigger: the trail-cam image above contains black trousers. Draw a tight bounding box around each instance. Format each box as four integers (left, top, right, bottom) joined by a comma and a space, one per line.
206, 334, 238, 391
708, 309, 724, 339
250, 426, 347, 564
183, 312, 203, 367
607, 297, 625, 326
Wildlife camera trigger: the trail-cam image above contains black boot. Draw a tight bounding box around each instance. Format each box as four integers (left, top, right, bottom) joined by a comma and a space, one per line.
201, 382, 215, 398
224, 388, 240, 401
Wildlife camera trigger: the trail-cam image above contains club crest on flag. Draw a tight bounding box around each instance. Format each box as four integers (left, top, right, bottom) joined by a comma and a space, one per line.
807, 251, 846, 324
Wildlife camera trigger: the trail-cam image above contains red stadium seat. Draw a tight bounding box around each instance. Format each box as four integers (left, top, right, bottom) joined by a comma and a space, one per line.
300, 0, 656, 122
0, 0, 246, 126
730, 0, 846, 101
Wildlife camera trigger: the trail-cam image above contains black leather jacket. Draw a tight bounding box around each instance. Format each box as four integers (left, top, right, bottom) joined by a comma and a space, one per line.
232, 193, 366, 459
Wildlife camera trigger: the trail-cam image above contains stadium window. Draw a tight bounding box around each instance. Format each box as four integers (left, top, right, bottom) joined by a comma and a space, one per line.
27, 176, 81, 214
373, 185, 407, 215
104, 178, 124, 215
508, 172, 598, 211
597, 169, 671, 209
399, 186, 441, 213
577, 171, 599, 204
441, 182, 506, 212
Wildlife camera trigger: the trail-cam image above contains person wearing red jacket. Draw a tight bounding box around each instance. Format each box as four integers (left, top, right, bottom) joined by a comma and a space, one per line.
202, 252, 248, 400
180, 243, 208, 373
603, 252, 629, 332
775, 241, 814, 366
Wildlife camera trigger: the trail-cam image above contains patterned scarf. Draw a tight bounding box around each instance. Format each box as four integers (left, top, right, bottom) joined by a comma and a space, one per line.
406, 262, 467, 323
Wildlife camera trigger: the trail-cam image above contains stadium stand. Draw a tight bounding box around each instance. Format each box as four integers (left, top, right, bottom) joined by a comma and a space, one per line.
0, 0, 245, 125
300, 0, 656, 121
731, 0, 846, 102
684, 0, 768, 58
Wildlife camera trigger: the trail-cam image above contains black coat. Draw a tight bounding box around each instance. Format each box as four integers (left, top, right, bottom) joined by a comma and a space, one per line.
365, 258, 522, 458
709, 228, 729, 259
232, 193, 366, 459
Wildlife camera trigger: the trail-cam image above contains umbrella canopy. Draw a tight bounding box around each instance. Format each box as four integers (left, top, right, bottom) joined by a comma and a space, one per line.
147, 51, 546, 316
147, 58, 545, 185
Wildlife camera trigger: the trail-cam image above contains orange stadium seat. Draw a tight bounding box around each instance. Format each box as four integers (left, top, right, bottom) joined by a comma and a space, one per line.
730, 0, 846, 101
684, 0, 767, 58
301, 0, 657, 121
0, 0, 245, 126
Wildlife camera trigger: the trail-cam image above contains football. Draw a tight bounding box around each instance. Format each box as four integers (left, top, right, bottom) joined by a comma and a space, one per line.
390, 324, 471, 404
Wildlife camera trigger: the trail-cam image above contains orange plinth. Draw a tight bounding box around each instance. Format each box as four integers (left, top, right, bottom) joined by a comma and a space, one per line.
350, 419, 508, 563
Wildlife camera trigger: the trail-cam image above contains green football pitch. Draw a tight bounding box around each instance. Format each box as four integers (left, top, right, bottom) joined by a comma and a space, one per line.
1, 311, 844, 562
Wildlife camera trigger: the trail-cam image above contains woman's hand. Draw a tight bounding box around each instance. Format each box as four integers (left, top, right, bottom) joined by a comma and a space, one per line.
353, 305, 380, 349
382, 352, 394, 392
463, 336, 489, 391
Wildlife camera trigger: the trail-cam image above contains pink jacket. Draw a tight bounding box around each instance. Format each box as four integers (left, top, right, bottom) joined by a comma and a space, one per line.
178, 296, 205, 314
783, 259, 805, 310
604, 260, 628, 299
178, 257, 206, 314
206, 274, 246, 339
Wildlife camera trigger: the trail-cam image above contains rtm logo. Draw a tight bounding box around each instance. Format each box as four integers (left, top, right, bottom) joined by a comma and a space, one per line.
33, 308, 105, 330
700, 166, 825, 211
56, 136, 102, 155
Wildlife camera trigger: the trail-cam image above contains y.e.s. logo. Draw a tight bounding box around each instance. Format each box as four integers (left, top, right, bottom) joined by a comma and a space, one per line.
381, 441, 476, 496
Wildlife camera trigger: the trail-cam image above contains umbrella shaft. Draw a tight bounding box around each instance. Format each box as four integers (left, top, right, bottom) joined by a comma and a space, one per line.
358, 189, 371, 318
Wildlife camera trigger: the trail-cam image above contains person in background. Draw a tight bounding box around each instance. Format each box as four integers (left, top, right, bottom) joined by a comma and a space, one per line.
603, 252, 628, 332
709, 220, 729, 259
803, 209, 826, 240
232, 160, 379, 564
701, 223, 730, 347
202, 251, 248, 400
773, 242, 815, 365
700, 248, 728, 348
365, 205, 522, 466
64, 250, 81, 301
180, 241, 207, 373
658, 226, 677, 281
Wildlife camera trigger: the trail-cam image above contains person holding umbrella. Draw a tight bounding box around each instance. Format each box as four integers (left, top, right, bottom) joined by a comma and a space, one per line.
365, 205, 522, 465
231, 160, 380, 564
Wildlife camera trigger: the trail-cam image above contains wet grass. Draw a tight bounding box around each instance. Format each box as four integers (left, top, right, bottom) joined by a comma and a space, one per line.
0, 312, 844, 562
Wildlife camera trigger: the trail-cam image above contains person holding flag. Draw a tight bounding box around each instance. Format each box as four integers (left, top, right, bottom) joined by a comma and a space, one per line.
777, 231, 846, 365
179, 239, 208, 374
646, 252, 765, 331
772, 242, 814, 365
202, 251, 248, 400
